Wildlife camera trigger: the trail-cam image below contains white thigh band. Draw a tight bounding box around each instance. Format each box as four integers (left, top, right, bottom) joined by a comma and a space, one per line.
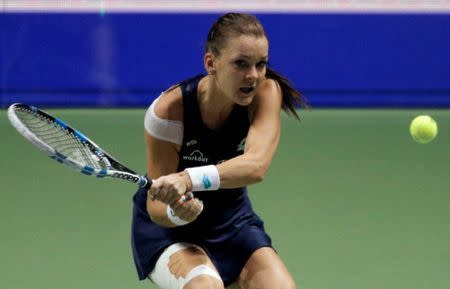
149, 243, 223, 289
181, 264, 223, 287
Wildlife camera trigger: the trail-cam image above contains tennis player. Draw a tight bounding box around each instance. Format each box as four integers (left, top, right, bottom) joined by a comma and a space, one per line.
131, 12, 306, 289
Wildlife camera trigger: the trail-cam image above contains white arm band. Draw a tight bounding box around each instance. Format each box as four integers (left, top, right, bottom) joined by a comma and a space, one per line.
186, 165, 221, 191
144, 95, 183, 145
166, 205, 190, 226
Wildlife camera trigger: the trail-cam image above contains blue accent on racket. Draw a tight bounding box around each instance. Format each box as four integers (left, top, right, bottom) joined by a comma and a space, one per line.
55, 118, 68, 129
51, 151, 67, 163
74, 130, 89, 143
97, 169, 107, 178
81, 166, 94, 175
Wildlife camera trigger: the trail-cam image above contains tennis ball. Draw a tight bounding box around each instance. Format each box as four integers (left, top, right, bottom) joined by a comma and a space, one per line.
409, 115, 438, 144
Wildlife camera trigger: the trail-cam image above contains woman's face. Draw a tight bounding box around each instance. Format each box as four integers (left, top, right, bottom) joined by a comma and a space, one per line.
211, 34, 269, 106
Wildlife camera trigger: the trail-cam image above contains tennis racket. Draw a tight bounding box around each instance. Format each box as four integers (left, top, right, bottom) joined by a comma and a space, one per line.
7, 103, 152, 189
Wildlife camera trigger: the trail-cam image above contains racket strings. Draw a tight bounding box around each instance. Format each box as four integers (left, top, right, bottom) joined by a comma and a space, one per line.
15, 108, 105, 170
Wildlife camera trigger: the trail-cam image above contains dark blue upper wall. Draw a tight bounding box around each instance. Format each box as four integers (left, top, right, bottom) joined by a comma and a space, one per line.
1, 13, 450, 107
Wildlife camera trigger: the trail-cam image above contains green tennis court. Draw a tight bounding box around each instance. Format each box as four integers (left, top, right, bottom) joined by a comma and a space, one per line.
1, 108, 449, 289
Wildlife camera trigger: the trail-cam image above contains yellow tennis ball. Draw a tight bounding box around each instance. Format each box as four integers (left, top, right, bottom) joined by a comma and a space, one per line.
409, 115, 438, 144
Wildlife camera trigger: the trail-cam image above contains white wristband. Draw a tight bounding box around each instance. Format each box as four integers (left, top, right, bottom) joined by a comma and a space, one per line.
166, 205, 190, 226
186, 165, 220, 191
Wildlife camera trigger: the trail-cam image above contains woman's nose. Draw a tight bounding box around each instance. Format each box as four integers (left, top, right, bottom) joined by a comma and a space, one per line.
245, 66, 258, 81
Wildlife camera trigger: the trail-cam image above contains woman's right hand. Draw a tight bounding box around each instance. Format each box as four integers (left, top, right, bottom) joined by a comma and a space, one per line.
148, 171, 193, 205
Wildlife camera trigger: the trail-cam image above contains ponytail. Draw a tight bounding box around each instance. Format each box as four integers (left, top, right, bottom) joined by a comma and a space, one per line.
266, 67, 308, 119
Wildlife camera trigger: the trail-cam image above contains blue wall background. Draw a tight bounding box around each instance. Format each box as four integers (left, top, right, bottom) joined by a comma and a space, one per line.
1, 13, 450, 108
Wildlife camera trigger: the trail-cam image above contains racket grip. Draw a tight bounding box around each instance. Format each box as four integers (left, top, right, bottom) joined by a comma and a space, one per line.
139, 176, 153, 189
184, 192, 194, 201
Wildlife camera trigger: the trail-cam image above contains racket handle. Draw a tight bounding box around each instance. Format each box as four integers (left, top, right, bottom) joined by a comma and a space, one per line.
184, 192, 194, 201
138, 176, 153, 190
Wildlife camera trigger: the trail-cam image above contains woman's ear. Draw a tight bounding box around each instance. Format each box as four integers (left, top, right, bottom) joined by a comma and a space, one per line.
204, 52, 216, 75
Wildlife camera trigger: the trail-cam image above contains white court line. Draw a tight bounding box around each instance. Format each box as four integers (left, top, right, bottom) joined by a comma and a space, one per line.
3, 0, 450, 13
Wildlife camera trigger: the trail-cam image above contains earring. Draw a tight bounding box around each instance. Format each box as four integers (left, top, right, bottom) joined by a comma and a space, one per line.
208, 69, 215, 75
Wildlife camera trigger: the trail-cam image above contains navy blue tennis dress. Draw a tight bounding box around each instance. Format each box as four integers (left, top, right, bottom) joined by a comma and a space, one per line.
131, 75, 272, 286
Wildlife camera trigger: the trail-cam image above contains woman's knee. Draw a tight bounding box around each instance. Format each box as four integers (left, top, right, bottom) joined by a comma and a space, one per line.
238, 247, 297, 289
243, 270, 297, 289
183, 274, 224, 289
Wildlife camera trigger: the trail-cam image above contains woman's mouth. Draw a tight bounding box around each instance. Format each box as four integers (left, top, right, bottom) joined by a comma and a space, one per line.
239, 87, 254, 94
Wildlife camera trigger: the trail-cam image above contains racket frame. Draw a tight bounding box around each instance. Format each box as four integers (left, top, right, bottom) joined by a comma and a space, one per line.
8, 103, 151, 189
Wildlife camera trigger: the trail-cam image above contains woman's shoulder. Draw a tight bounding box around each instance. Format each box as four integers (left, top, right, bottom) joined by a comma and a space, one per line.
153, 86, 183, 122
259, 77, 282, 95
247, 78, 282, 121
252, 77, 282, 106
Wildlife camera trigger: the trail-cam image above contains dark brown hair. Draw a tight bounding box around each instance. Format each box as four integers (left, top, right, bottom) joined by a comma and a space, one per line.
206, 12, 308, 118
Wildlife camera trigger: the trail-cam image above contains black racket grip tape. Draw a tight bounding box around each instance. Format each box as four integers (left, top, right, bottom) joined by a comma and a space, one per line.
140, 176, 153, 190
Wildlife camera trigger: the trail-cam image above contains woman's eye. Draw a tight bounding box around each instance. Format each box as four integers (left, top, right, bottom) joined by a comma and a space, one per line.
235, 60, 248, 68
256, 61, 268, 69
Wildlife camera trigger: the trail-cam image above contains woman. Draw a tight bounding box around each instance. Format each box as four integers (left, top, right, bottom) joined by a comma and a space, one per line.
131, 12, 306, 289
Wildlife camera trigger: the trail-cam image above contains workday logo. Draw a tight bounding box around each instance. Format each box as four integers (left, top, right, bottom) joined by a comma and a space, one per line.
183, 150, 208, 163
